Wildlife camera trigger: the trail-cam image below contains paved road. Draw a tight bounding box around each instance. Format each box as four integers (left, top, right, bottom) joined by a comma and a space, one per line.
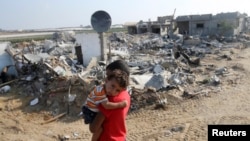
0, 32, 54, 39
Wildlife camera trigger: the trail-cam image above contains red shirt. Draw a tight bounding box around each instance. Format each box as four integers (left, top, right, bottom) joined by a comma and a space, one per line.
98, 90, 131, 141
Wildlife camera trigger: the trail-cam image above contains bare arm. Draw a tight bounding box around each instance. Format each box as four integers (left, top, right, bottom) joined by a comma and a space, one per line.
89, 112, 105, 133
101, 100, 127, 109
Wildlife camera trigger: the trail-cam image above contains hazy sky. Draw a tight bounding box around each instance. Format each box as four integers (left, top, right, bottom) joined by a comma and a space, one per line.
1, 0, 249, 30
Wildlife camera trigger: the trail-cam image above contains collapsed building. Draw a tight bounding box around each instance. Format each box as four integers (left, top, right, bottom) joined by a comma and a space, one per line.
0, 20, 250, 119
125, 15, 174, 35
176, 11, 249, 37
127, 11, 250, 37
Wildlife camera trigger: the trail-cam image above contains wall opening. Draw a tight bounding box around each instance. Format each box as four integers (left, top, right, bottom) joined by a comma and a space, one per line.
196, 23, 204, 28
128, 26, 137, 34
151, 26, 161, 34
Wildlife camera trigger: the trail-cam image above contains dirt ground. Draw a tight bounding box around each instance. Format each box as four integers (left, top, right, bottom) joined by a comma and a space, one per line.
1, 46, 250, 141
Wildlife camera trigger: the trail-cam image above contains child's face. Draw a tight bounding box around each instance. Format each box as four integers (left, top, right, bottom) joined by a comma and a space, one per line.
106, 69, 111, 77
105, 78, 124, 96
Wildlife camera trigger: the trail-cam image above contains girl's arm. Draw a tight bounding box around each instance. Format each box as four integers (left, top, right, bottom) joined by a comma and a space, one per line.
100, 100, 127, 109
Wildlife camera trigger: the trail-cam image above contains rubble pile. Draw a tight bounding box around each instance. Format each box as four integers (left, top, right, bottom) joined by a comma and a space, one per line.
2, 31, 87, 116
108, 32, 249, 111
1, 31, 250, 117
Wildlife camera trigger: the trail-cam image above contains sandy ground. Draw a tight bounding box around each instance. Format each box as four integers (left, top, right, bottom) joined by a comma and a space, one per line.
1, 46, 250, 141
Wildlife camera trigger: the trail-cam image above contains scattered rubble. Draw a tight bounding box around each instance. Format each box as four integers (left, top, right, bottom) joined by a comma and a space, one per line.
0, 85, 11, 94
0, 30, 249, 120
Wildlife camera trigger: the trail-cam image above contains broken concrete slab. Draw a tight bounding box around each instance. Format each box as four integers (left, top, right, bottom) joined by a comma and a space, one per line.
23, 53, 51, 63
145, 73, 168, 91
130, 74, 153, 89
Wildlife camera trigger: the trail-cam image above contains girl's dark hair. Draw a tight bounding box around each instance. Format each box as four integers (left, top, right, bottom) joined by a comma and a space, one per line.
107, 69, 129, 88
106, 60, 130, 76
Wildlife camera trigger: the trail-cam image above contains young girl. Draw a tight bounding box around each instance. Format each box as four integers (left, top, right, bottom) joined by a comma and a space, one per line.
82, 69, 129, 141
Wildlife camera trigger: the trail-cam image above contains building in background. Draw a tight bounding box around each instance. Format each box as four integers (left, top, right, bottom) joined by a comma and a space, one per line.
126, 11, 250, 37
125, 15, 174, 36
176, 11, 250, 37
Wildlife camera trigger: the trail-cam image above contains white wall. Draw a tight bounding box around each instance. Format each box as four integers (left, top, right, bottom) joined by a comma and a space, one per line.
75, 33, 101, 66
0, 42, 17, 75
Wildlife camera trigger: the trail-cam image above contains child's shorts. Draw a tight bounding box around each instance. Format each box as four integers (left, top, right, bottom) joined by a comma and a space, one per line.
82, 106, 97, 124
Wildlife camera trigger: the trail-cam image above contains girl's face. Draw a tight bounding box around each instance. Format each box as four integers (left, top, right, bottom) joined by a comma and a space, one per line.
105, 78, 124, 96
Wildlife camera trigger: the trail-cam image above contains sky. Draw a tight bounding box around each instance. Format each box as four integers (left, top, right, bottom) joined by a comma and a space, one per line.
1, 0, 250, 30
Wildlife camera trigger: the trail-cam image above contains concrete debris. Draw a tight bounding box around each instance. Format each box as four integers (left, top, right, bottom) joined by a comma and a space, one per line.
52, 31, 76, 43
108, 47, 130, 58
153, 64, 165, 74
30, 97, 39, 106
169, 73, 182, 85
0, 85, 11, 93
130, 74, 153, 89
215, 67, 228, 75
0, 30, 249, 115
145, 74, 168, 91
54, 66, 66, 76
210, 75, 220, 85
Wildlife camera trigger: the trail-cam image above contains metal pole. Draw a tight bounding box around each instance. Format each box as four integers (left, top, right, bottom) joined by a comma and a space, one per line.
99, 32, 105, 61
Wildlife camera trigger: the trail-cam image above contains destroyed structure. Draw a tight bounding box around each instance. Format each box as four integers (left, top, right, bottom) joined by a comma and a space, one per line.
176, 12, 249, 36
125, 15, 174, 35
1, 12, 250, 119
127, 11, 250, 37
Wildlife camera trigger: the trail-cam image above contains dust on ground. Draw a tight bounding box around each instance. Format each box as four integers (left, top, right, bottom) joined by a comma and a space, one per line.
1, 46, 250, 141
